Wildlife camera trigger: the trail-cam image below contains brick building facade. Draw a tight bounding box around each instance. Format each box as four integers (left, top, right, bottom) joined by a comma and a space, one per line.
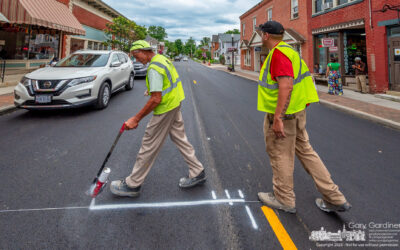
240, 0, 400, 93
239, 0, 310, 73
57, 0, 122, 58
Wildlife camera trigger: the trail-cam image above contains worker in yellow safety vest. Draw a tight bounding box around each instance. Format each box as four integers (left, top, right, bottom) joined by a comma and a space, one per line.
256, 21, 351, 213
110, 40, 205, 197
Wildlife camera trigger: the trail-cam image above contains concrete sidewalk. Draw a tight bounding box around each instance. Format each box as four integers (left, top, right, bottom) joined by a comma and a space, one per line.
0, 86, 17, 115
204, 63, 400, 130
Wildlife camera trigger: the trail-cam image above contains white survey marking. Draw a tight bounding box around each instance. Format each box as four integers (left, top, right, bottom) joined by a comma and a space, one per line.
90, 198, 96, 208
90, 199, 245, 210
225, 190, 233, 205
211, 191, 217, 199
245, 205, 258, 230
238, 189, 244, 198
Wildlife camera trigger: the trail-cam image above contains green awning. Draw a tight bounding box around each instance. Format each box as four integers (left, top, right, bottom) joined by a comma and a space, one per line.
72, 25, 110, 42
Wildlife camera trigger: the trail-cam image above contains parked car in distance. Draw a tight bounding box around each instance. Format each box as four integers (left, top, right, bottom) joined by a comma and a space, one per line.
131, 57, 148, 78
174, 56, 181, 62
14, 50, 135, 110
183, 57, 188, 61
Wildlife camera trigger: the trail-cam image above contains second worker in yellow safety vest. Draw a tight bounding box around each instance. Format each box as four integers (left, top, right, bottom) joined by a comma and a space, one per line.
110, 40, 205, 197
256, 21, 352, 213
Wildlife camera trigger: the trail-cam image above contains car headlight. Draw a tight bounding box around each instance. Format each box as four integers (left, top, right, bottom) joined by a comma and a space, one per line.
67, 76, 97, 87
20, 76, 31, 86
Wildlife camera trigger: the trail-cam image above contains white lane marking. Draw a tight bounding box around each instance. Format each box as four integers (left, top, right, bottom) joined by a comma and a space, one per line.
0, 206, 88, 213
211, 191, 217, 200
90, 199, 245, 211
225, 190, 233, 205
238, 190, 244, 198
245, 205, 258, 230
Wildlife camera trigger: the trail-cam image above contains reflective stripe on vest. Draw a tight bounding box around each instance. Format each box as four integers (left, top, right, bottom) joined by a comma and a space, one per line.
258, 45, 311, 89
149, 61, 181, 96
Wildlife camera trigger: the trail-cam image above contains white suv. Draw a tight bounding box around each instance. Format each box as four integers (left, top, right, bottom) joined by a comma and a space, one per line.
14, 50, 135, 110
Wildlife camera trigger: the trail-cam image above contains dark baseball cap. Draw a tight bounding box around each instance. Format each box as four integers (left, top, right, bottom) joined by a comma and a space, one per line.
257, 21, 285, 35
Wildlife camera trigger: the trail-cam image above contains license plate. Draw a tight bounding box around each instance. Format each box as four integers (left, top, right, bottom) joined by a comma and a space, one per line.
35, 95, 52, 104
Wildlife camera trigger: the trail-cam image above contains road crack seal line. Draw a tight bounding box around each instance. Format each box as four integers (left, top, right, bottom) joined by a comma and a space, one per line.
187, 73, 242, 250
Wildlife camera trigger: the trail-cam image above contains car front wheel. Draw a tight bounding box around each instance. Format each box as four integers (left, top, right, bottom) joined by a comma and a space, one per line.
95, 82, 110, 109
125, 73, 134, 90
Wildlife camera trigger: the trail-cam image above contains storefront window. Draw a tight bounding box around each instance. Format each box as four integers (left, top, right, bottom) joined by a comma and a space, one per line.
327, 32, 339, 62
0, 27, 59, 60
93, 42, 99, 50
315, 34, 327, 73
343, 30, 366, 75
29, 33, 60, 59
88, 41, 93, 50
339, 0, 349, 4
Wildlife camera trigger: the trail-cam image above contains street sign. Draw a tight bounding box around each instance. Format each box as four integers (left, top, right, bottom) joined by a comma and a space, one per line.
395, 49, 400, 56
322, 38, 334, 47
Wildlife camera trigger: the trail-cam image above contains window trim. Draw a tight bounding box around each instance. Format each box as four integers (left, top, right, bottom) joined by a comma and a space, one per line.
267, 8, 273, 21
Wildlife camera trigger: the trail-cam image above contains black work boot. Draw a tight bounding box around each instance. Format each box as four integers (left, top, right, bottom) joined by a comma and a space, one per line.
179, 170, 206, 188
315, 198, 352, 212
110, 179, 141, 197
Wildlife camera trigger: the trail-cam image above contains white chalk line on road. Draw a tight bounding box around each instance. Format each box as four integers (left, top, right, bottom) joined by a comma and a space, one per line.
0, 199, 260, 213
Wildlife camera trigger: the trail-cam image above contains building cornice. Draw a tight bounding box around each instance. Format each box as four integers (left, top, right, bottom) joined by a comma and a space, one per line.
312, 19, 365, 34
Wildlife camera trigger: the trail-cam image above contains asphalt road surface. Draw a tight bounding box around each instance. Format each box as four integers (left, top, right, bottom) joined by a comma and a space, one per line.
0, 60, 399, 249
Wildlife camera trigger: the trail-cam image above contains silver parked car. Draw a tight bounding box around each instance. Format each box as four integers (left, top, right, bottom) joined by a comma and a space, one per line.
14, 50, 135, 110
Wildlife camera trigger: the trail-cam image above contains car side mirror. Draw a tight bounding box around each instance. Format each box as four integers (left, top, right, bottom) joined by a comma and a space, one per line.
111, 61, 121, 67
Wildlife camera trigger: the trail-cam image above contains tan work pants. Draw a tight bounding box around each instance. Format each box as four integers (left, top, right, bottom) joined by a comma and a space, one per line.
126, 106, 204, 187
356, 75, 367, 93
264, 109, 347, 207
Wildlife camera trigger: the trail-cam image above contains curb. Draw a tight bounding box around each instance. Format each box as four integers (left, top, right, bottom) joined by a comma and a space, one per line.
206, 64, 400, 130
319, 99, 400, 130
374, 94, 400, 103
0, 104, 17, 115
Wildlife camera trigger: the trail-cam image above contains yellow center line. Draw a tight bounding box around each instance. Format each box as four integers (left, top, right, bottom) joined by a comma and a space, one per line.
193, 80, 197, 84
261, 206, 297, 250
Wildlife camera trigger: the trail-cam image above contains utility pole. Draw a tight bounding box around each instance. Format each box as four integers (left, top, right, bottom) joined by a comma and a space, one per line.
231, 34, 235, 72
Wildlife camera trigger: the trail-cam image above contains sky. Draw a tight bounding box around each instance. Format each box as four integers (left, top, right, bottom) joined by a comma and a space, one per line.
102, 0, 260, 43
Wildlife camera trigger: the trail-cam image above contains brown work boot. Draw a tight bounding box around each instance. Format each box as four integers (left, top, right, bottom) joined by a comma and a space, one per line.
258, 192, 296, 214
315, 198, 352, 213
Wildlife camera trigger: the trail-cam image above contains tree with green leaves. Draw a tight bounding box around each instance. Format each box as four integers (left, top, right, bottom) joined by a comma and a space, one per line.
184, 37, 196, 56
175, 39, 183, 55
200, 37, 210, 47
148, 25, 168, 41
225, 29, 240, 34
104, 16, 147, 52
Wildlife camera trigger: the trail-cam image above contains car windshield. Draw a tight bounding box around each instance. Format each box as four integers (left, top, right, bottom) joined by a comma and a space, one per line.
55, 53, 110, 67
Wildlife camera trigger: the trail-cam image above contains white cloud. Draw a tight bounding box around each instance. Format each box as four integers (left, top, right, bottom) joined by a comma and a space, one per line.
103, 0, 260, 42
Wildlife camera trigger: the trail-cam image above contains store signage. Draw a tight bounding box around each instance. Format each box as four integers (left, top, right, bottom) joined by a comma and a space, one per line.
0, 40, 5, 45
329, 46, 338, 52
322, 38, 334, 47
395, 49, 400, 56
255, 47, 262, 52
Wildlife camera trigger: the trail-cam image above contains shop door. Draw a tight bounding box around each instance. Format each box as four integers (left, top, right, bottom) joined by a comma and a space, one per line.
389, 37, 400, 91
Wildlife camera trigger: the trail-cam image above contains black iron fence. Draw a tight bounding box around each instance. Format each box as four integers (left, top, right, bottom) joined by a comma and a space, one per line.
0, 60, 5, 83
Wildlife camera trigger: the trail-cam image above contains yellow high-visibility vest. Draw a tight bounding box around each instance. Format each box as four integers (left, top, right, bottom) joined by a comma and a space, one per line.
146, 54, 185, 115
257, 41, 319, 114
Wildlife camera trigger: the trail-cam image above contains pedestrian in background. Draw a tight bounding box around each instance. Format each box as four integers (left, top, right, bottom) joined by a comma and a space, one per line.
256, 21, 351, 213
326, 57, 343, 95
110, 40, 206, 197
353, 57, 367, 93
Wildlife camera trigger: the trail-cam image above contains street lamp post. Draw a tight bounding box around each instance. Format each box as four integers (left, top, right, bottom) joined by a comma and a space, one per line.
231, 34, 235, 72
